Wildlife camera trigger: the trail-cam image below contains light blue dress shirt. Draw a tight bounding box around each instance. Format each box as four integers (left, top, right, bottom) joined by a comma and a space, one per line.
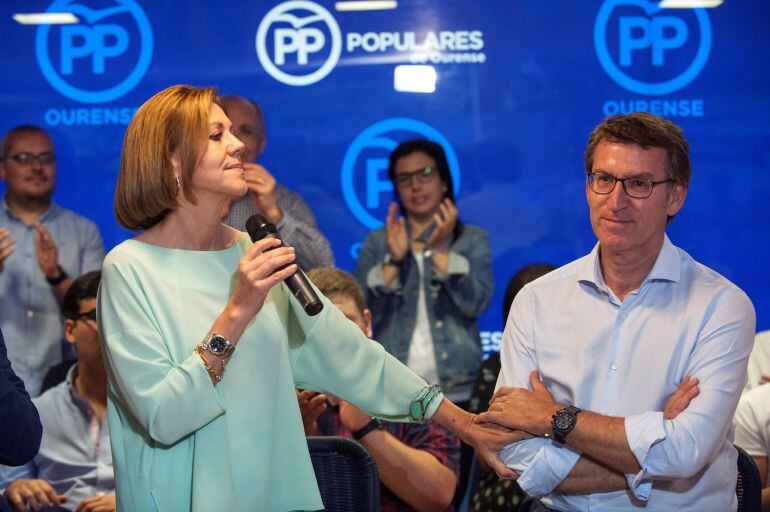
0, 198, 104, 396
498, 236, 755, 511
0, 364, 114, 509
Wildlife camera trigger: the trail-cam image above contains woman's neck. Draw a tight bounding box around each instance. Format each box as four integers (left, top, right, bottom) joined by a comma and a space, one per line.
138, 198, 236, 250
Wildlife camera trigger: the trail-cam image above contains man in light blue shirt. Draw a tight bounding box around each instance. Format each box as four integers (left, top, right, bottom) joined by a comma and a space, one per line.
477, 113, 756, 511
0, 125, 104, 396
1, 271, 114, 512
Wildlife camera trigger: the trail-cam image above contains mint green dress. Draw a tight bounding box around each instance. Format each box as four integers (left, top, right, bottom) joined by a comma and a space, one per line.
97, 234, 440, 511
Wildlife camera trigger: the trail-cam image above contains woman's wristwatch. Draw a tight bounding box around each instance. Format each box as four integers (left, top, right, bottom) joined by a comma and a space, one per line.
198, 333, 234, 359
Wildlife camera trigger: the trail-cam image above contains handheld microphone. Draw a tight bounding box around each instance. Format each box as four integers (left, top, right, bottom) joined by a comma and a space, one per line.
245, 214, 324, 316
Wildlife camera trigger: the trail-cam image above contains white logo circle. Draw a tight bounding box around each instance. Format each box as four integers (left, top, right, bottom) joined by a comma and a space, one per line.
255, 1, 342, 86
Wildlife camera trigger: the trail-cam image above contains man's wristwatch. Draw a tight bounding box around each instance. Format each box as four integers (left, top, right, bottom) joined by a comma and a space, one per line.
352, 418, 384, 440
198, 333, 234, 359
46, 265, 68, 286
551, 406, 582, 444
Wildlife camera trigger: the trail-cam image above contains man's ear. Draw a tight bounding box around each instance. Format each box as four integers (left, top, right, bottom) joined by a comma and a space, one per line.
364, 309, 373, 339
63, 319, 77, 344
0, 161, 6, 181
666, 183, 688, 218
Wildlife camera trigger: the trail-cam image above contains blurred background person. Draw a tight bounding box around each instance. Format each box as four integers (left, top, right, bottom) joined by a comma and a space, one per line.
354, 139, 494, 504
221, 95, 334, 269
0, 125, 104, 396
100, 85, 522, 511
302, 267, 459, 512
354, 139, 493, 406
0, 271, 114, 512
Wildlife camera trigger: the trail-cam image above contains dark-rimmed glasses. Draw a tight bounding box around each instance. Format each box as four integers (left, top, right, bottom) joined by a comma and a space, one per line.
395, 166, 435, 188
587, 172, 673, 199
6, 152, 56, 166
74, 308, 97, 323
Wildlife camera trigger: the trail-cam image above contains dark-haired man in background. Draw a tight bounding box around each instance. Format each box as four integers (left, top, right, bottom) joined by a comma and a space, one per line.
0, 125, 104, 397
1, 271, 114, 512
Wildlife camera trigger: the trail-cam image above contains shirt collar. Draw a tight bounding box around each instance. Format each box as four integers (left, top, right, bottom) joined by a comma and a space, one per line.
1, 195, 58, 222
577, 234, 680, 292
66, 363, 97, 420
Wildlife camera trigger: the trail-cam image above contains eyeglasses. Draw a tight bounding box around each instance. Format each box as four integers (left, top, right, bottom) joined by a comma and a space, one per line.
74, 308, 97, 323
586, 172, 673, 199
6, 152, 56, 166
395, 166, 436, 188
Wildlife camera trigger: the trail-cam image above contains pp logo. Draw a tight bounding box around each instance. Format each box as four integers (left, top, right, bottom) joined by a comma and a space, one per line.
35, 0, 153, 104
256, 1, 342, 86
594, 0, 711, 95
341, 118, 461, 229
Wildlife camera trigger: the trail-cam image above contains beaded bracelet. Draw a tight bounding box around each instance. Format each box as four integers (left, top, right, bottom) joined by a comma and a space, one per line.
194, 346, 222, 382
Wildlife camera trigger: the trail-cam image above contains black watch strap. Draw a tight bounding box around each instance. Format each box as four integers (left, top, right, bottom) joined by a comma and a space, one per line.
352, 418, 384, 440
46, 265, 68, 286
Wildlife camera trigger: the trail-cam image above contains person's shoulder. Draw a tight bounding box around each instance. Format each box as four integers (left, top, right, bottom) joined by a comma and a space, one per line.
737, 385, 770, 427
31, 379, 68, 418
676, 245, 753, 310
274, 183, 308, 205
51, 203, 99, 228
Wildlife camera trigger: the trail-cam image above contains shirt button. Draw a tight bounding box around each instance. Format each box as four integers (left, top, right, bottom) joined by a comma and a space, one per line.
435, 320, 444, 328
27, 310, 34, 318
612, 364, 618, 371
619, 313, 627, 320
441, 351, 449, 360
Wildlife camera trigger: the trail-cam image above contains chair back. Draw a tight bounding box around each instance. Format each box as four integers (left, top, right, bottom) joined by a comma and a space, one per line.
736, 445, 762, 512
307, 436, 380, 512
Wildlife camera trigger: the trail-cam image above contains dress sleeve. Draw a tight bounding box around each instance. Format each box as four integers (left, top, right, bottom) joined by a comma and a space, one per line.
286, 285, 440, 422
97, 255, 226, 446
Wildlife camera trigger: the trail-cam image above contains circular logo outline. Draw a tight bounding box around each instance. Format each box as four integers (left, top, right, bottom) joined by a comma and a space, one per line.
35, 0, 154, 104
594, 0, 711, 96
341, 118, 461, 230
256, 0, 342, 86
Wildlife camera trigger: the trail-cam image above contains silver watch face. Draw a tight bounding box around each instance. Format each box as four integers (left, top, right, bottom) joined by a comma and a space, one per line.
208, 335, 230, 355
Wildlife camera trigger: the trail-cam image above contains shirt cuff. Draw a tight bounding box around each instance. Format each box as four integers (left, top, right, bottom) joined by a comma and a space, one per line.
366, 263, 403, 295
430, 251, 469, 281
503, 439, 581, 497
625, 411, 667, 500
276, 212, 297, 240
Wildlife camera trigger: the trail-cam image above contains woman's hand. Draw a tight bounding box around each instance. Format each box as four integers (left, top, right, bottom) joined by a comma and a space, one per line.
227, 237, 297, 322
426, 199, 457, 251
385, 202, 409, 263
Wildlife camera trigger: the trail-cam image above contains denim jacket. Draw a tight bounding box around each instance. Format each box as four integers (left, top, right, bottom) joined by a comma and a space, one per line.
354, 223, 494, 398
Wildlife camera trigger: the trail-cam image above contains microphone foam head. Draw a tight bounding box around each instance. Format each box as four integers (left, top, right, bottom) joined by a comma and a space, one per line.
245, 214, 277, 241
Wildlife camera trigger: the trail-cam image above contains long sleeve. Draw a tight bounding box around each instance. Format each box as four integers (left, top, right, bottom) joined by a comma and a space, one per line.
286, 285, 441, 422
0, 330, 42, 467
624, 289, 755, 493
429, 227, 494, 318
97, 255, 226, 446
275, 186, 334, 270
496, 288, 580, 496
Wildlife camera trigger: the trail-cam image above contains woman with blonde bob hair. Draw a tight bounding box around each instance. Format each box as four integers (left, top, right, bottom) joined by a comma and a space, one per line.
98, 85, 522, 511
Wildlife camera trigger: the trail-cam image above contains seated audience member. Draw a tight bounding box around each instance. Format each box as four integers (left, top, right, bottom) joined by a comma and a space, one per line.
0, 125, 105, 396
0, 328, 42, 512
477, 113, 753, 510
734, 383, 770, 510
299, 267, 460, 512
220, 95, 334, 269
1, 271, 114, 512
746, 330, 770, 391
467, 263, 556, 512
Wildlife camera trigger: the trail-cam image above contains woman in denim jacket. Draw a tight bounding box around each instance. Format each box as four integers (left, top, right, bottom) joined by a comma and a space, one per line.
354, 140, 493, 405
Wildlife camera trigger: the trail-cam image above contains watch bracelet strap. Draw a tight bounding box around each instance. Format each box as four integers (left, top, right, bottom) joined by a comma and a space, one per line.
46, 265, 68, 286
352, 418, 383, 440
194, 346, 222, 382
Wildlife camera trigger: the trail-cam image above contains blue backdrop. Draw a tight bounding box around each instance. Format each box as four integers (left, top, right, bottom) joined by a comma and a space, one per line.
1, 1, 768, 352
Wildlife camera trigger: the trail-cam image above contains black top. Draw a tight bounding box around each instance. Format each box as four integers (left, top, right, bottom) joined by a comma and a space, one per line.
0, 328, 42, 466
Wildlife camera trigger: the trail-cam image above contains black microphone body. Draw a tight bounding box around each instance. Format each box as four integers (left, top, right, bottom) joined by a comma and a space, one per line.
245, 214, 324, 316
